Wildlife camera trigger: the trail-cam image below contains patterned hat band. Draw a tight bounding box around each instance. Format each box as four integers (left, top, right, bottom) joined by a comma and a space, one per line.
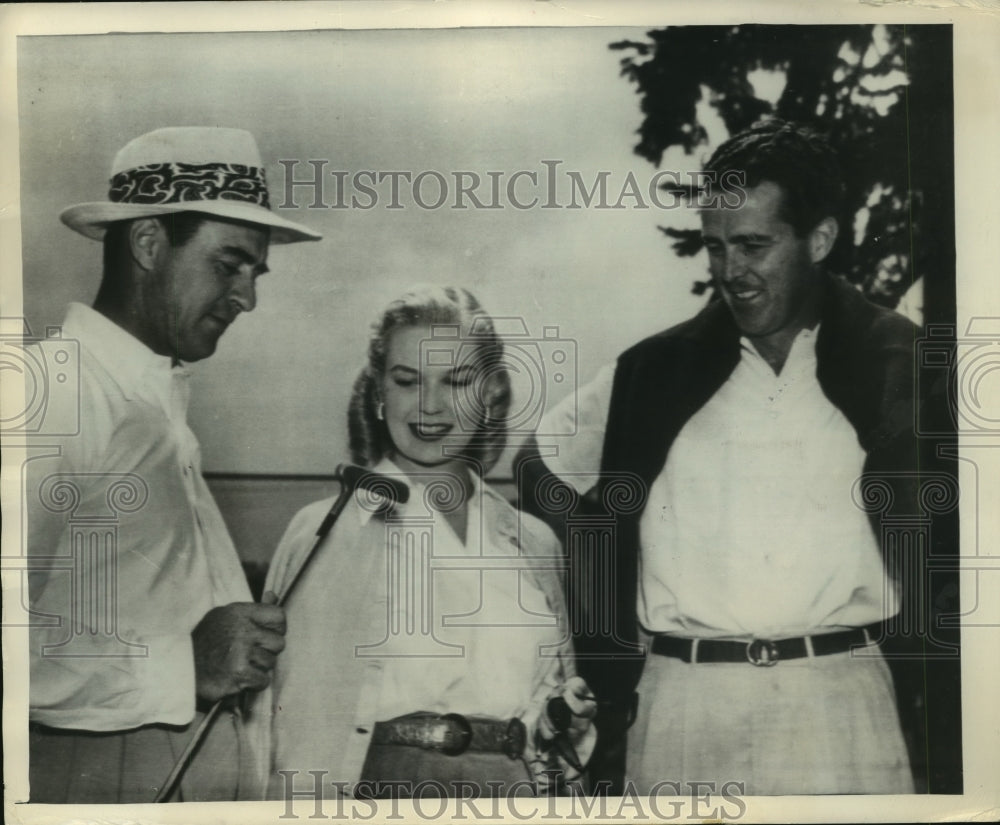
108, 161, 271, 210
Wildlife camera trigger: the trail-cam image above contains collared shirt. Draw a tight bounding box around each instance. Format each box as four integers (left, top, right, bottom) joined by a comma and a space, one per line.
365, 463, 563, 721
253, 459, 576, 797
27, 303, 251, 731
539, 327, 894, 639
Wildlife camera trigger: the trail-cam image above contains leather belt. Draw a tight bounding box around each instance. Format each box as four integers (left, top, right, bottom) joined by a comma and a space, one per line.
650, 624, 880, 667
370, 713, 527, 760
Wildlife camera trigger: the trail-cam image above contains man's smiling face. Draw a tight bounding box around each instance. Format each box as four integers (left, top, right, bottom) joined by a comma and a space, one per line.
701, 180, 823, 350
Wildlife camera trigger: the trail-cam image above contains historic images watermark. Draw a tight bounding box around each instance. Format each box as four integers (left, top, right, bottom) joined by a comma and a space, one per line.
0, 317, 80, 438
277, 772, 748, 820
914, 318, 1000, 634
1, 317, 152, 656
332, 317, 975, 660
915, 318, 1000, 438
348, 466, 565, 659
277, 161, 747, 212
6, 316, 990, 656
419, 319, 578, 438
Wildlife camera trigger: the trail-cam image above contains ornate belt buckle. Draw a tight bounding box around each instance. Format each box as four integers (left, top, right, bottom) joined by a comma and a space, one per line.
746, 638, 779, 666
438, 713, 473, 756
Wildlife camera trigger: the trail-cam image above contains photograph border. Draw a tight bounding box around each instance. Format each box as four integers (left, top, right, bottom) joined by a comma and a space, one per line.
2, 2, 998, 823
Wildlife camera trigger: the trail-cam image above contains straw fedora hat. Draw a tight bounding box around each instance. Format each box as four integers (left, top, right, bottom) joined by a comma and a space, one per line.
60, 127, 322, 244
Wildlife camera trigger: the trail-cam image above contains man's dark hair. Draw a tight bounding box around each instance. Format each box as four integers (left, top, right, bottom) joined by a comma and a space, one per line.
704, 119, 846, 238
96, 212, 209, 307
102, 212, 208, 277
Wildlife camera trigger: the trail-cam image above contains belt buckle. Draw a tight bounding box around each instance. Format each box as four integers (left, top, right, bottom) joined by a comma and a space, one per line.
746, 638, 779, 667
438, 713, 473, 756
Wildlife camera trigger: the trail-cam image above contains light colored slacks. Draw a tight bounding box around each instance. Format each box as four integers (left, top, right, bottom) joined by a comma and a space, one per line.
626, 643, 915, 796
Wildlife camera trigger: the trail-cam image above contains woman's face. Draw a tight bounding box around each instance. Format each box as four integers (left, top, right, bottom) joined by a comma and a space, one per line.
380, 324, 488, 475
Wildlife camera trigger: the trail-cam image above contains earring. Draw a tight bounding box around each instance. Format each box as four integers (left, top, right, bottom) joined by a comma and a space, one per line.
376, 401, 385, 421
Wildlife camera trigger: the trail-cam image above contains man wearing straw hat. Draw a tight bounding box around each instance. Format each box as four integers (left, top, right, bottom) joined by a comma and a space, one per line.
26, 127, 321, 803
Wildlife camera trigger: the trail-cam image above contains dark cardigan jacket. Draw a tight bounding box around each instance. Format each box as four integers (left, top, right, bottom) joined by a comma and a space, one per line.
516, 274, 961, 789
593, 275, 927, 695
520, 278, 955, 663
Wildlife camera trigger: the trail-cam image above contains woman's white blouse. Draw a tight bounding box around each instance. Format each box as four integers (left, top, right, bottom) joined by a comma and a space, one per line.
247, 459, 575, 798
375, 469, 563, 719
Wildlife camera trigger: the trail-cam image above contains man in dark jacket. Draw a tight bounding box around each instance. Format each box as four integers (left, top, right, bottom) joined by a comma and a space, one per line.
517, 120, 960, 795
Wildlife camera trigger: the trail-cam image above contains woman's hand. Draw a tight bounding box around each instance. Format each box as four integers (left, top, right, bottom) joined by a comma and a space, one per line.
537, 677, 597, 744
532, 676, 598, 789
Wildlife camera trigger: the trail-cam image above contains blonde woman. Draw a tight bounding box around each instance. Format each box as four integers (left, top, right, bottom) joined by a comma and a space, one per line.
250, 285, 594, 800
